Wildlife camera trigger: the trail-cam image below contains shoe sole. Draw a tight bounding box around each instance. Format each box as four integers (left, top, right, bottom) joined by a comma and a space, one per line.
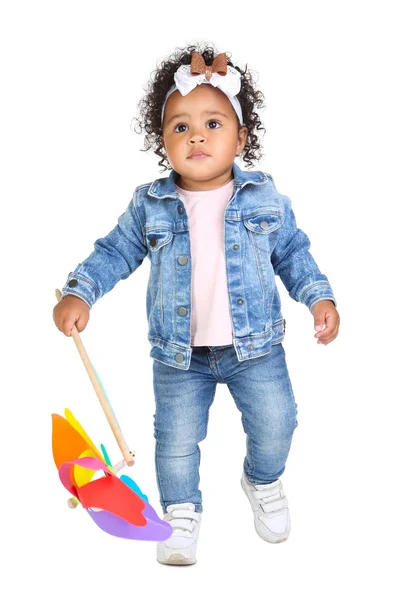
255, 528, 289, 543
157, 553, 197, 566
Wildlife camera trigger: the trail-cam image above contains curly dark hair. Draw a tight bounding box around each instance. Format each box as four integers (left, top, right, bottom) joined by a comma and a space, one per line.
132, 42, 267, 172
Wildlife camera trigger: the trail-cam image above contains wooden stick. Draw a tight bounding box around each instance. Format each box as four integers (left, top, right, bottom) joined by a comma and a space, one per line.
56, 289, 134, 466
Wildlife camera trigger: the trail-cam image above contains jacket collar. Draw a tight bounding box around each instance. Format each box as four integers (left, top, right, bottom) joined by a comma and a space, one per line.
147, 161, 267, 200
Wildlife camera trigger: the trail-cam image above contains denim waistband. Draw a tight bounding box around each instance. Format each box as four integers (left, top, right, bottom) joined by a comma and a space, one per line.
191, 344, 234, 351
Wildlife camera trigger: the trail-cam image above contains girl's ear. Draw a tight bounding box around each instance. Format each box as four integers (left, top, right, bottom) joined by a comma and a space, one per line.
237, 126, 248, 153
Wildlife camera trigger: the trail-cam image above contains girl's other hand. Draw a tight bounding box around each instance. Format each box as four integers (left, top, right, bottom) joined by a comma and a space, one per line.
53, 295, 90, 336
312, 300, 340, 346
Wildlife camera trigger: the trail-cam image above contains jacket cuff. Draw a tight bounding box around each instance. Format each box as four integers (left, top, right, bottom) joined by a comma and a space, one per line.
61, 272, 99, 309
300, 282, 337, 313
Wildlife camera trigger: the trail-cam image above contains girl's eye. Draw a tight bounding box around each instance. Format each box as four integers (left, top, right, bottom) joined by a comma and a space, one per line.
173, 120, 221, 133
175, 124, 188, 133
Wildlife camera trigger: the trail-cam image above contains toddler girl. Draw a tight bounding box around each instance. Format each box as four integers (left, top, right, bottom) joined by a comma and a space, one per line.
53, 43, 340, 566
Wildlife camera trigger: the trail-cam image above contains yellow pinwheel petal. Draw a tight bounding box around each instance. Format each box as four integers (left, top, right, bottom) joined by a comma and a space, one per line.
73, 448, 102, 486
65, 408, 103, 459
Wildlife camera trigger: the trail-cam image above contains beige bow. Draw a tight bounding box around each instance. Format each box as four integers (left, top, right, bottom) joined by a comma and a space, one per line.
190, 52, 228, 82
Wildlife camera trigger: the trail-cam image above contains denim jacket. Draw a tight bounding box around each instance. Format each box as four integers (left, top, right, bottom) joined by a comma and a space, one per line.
61, 161, 337, 370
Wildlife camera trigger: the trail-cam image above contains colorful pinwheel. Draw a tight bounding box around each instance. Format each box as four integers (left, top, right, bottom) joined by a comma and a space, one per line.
52, 289, 172, 542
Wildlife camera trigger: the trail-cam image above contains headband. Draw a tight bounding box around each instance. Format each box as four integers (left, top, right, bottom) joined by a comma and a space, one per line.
161, 52, 244, 127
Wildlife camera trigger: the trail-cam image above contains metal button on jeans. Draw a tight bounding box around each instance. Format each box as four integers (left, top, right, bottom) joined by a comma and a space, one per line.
69, 279, 78, 287
150, 238, 157, 247
178, 307, 188, 316
175, 353, 184, 363
237, 298, 244, 305
260, 221, 269, 229
233, 244, 239, 250
178, 205, 184, 214
178, 256, 188, 265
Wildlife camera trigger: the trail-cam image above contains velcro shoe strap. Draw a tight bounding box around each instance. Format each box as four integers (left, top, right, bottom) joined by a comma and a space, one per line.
167, 509, 201, 522
261, 496, 288, 514
168, 517, 197, 532
253, 483, 282, 500
165, 509, 201, 534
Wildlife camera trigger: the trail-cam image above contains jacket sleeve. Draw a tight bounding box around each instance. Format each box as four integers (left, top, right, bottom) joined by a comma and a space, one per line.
61, 189, 148, 308
271, 194, 337, 313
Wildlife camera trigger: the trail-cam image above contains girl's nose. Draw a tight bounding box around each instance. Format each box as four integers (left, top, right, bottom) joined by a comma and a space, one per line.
189, 132, 206, 144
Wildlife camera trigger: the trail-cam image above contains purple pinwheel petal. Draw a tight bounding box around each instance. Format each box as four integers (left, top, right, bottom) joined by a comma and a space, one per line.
86, 501, 172, 541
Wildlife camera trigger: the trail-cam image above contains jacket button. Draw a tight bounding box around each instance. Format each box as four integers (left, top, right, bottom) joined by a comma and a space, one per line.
150, 238, 157, 247
178, 306, 188, 316
175, 353, 184, 363
178, 256, 188, 265
233, 244, 239, 250
178, 205, 184, 214
237, 298, 244, 305
248, 344, 254, 350
260, 221, 269, 229
69, 279, 78, 288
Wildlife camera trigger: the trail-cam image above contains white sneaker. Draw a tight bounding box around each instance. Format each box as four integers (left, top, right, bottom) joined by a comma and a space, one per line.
241, 472, 291, 543
156, 502, 202, 565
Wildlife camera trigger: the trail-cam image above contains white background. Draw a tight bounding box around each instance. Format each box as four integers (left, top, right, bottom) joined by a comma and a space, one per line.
2, 1, 399, 597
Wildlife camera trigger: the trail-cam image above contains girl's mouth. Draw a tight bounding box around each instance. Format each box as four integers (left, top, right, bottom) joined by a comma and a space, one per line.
188, 152, 209, 160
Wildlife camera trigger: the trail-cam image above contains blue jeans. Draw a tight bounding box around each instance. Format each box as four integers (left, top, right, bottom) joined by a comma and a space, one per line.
152, 342, 298, 514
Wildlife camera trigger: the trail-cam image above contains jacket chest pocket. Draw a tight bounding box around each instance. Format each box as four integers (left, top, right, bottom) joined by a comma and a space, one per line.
243, 211, 282, 254
145, 228, 173, 266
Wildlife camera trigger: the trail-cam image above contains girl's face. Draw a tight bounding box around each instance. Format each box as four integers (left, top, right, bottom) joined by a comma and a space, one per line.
160, 84, 248, 191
